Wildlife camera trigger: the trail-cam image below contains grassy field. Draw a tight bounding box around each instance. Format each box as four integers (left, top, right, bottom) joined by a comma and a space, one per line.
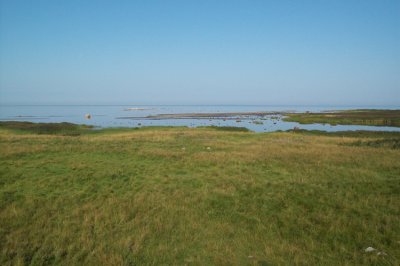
1, 122, 399, 265
283, 109, 400, 127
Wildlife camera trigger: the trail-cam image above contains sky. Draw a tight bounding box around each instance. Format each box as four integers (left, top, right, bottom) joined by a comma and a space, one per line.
0, 0, 399, 105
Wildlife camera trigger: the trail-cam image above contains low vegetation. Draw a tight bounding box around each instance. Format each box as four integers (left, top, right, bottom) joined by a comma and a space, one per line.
283, 109, 400, 127
348, 138, 400, 149
202, 126, 250, 132
0, 121, 93, 136
1, 123, 399, 265
287, 128, 400, 138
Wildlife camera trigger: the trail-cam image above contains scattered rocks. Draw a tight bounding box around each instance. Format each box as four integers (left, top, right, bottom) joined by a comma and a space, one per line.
365, 247, 376, 252
364, 246, 388, 256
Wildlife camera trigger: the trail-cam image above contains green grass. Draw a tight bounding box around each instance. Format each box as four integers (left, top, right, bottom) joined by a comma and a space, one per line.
348, 138, 400, 149
0, 121, 94, 136
1, 123, 399, 265
287, 129, 400, 138
283, 109, 400, 127
202, 126, 250, 132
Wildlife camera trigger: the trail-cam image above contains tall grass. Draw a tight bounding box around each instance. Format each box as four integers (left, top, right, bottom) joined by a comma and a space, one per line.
0, 125, 399, 265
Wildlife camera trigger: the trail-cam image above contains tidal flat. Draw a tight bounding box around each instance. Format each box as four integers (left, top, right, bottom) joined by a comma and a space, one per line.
114, 109, 400, 131
2, 106, 400, 132
0, 122, 399, 265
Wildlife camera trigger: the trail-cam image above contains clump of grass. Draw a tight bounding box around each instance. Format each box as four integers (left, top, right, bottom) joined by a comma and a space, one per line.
348, 138, 400, 149
203, 126, 250, 132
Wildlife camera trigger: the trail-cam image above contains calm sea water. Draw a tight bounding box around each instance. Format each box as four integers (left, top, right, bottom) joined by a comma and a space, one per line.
1, 105, 399, 132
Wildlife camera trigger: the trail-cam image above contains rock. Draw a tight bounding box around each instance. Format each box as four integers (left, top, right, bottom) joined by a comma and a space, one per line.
365, 247, 376, 252
206, 147, 211, 150
377, 251, 387, 256
85, 114, 91, 119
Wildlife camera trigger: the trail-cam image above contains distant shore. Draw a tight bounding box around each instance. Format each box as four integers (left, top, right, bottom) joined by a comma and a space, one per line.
115, 109, 400, 127
117, 111, 280, 120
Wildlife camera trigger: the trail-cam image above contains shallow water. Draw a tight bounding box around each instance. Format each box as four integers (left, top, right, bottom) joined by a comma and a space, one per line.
1, 105, 399, 132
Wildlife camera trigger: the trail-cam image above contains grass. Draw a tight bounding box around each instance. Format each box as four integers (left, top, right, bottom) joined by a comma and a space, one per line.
286, 128, 400, 138
348, 138, 400, 149
283, 109, 400, 127
1, 123, 399, 265
0, 121, 94, 136
202, 126, 250, 132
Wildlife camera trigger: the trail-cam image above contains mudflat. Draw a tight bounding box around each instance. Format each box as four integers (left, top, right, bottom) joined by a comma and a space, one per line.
117, 111, 277, 120
116, 109, 400, 127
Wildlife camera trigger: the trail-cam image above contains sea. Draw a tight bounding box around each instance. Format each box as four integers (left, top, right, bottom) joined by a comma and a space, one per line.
0, 104, 399, 132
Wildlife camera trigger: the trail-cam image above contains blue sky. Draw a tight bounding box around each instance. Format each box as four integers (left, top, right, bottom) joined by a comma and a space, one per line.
0, 0, 399, 105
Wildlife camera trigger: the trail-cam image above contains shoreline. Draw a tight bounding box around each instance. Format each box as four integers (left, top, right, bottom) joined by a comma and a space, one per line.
114, 109, 400, 128
116, 111, 282, 120
2, 121, 400, 136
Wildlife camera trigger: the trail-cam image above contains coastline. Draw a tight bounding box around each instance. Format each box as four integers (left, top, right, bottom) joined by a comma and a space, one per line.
117, 111, 280, 120
114, 109, 400, 127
